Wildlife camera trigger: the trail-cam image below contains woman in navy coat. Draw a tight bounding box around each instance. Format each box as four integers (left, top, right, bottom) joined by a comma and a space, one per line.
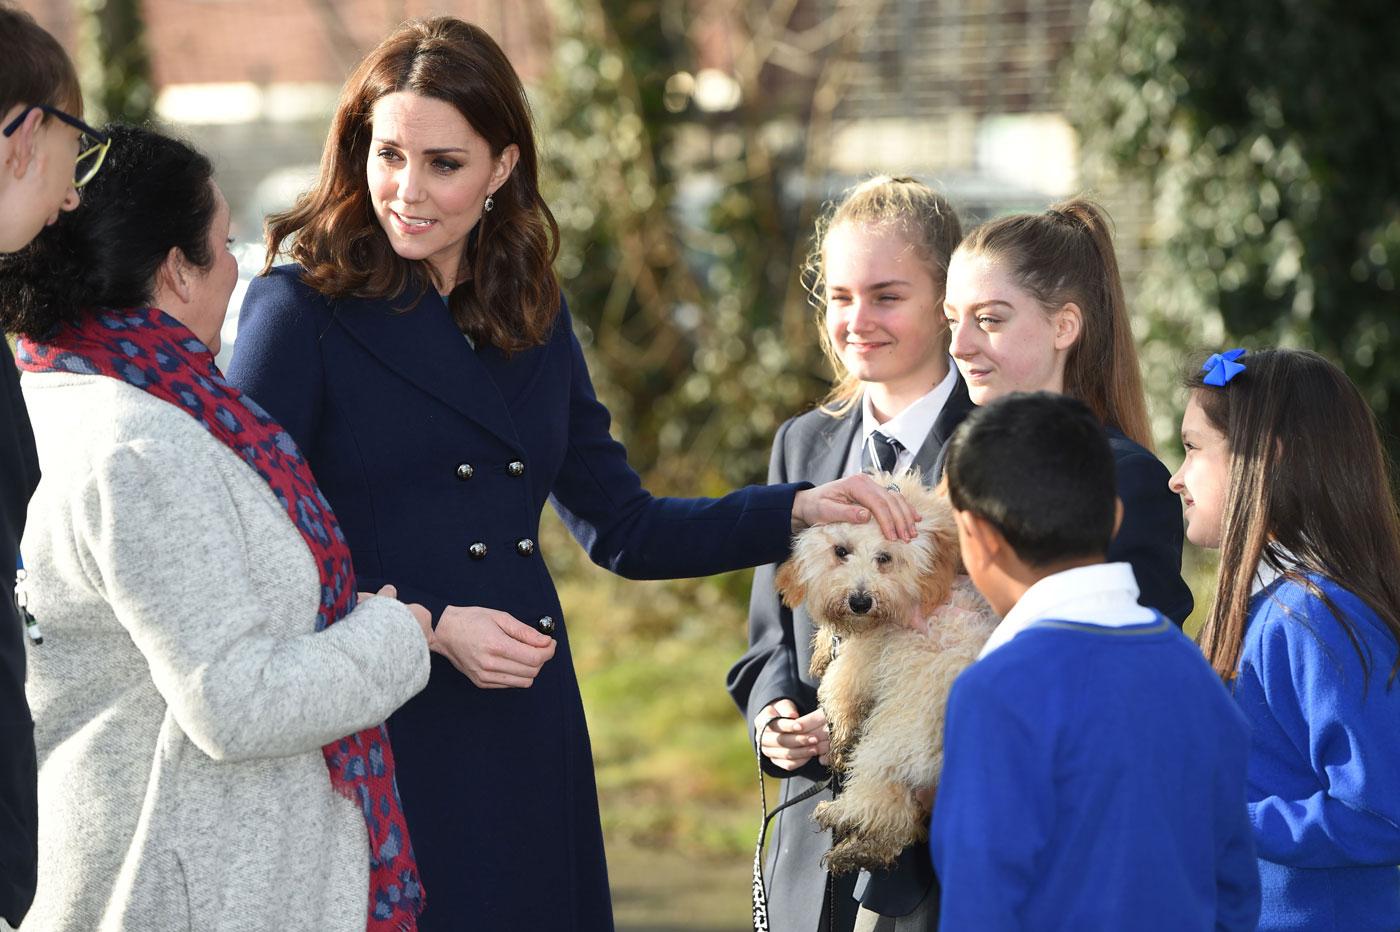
227, 18, 913, 931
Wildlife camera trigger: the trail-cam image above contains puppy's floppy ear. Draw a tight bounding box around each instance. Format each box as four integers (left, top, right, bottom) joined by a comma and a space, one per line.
916, 507, 958, 616
775, 559, 806, 608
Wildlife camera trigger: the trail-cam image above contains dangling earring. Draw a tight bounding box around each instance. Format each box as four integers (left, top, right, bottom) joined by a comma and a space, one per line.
484, 195, 494, 213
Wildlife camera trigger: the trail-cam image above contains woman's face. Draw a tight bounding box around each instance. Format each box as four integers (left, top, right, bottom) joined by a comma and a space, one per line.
367, 91, 516, 290
0, 104, 82, 253
183, 184, 238, 353
943, 250, 1078, 405
1168, 393, 1231, 549
823, 221, 949, 406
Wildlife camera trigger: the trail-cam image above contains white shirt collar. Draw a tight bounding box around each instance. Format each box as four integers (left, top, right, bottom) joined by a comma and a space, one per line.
1251, 545, 1300, 595
845, 360, 957, 477
977, 562, 1158, 660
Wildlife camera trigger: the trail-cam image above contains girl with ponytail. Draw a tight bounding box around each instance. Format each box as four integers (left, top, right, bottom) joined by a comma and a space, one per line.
228, 19, 915, 930
941, 198, 1193, 624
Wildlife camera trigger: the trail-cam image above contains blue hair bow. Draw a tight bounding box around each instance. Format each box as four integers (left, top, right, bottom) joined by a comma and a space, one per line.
1202, 348, 1247, 387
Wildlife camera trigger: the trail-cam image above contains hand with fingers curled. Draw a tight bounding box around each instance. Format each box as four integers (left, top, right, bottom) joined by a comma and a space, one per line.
791, 472, 921, 542
754, 699, 831, 772
431, 605, 558, 689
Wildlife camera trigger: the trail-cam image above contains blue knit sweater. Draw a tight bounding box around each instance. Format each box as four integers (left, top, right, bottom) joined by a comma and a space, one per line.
1236, 574, 1400, 931
930, 617, 1259, 931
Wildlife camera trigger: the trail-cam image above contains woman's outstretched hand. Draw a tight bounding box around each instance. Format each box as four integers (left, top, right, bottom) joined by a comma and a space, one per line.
432, 605, 557, 689
792, 473, 919, 541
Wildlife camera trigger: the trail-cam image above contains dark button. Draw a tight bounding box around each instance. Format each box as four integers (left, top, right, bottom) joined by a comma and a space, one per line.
455, 463, 474, 481
507, 460, 525, 477
468, 542, 488, 560
516, 538, 535, 556
537, 616, 555, 636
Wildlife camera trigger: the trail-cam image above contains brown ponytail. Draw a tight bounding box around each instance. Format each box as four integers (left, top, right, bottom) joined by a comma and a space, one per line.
957, 198, 1153, 449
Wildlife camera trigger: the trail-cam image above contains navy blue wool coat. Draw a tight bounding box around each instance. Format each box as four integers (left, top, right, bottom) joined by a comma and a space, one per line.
228, 266, 803, 931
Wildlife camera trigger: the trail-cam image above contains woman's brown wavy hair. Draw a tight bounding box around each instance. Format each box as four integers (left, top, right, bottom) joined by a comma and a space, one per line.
803, 176, 963, 417
956, 198, 1153, 450
263, 17, 560, 353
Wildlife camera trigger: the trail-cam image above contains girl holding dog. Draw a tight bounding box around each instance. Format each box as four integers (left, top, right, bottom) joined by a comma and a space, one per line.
940, 199, 1194, 630
728, 176, 972, 932
226, 18, 914, 930
1170, 348, 1400, 931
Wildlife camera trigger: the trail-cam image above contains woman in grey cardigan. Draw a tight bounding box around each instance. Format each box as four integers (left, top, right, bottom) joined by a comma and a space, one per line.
0, 126, 432, 931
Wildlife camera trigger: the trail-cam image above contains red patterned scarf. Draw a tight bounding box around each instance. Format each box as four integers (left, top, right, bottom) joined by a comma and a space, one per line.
19, 307, 425, 929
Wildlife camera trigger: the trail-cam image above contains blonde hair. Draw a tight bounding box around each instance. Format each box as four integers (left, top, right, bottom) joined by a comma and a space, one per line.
955, 198, 1153, 450
804, 176, 963, 416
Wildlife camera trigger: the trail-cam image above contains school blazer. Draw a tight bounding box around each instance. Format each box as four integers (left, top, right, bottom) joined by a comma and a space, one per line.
727, 374, 975, 928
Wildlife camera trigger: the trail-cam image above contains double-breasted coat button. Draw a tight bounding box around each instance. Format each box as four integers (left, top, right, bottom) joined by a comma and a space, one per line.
455, 463, 474, 481
516, 538, 535, 556
537, 616, 555, 636
468, 542, 488, 560
507, 460, 525, 477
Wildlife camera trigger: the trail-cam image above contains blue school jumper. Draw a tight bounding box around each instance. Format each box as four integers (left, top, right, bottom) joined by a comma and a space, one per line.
1236, 574, 1400, 931
929, 616, 1259, 932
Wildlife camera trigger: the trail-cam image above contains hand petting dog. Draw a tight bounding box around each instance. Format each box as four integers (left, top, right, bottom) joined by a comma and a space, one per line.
791, 473, 921, 541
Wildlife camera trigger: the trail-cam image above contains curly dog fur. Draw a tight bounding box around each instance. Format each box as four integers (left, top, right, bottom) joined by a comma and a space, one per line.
774, 470, 998, 874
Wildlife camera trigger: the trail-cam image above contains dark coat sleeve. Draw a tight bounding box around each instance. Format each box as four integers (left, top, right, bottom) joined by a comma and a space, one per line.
725, 417, 829, 782
1109, 446, 1194, 626
0, 347, 38, 926
548, 308, 808, 580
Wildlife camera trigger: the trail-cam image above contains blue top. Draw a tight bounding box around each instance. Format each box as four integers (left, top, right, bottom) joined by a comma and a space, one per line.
1235, 574, 1400, 931
930, 616, 1259, 932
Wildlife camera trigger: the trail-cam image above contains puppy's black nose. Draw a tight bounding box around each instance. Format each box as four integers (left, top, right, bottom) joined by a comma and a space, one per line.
848, 592, 873, 614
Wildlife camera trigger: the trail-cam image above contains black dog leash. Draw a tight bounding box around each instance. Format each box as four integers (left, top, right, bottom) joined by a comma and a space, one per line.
751, 715, 833, 932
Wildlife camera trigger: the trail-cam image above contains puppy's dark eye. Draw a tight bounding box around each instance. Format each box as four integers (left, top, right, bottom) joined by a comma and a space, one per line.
875, 552, 891, 565
834, 545, 850, 560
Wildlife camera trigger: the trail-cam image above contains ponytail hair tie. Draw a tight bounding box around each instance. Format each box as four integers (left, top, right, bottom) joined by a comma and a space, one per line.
1202, 348, 1247, 386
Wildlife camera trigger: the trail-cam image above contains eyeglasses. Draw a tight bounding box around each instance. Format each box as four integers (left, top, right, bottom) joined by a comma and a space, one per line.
2, 104, 111, 189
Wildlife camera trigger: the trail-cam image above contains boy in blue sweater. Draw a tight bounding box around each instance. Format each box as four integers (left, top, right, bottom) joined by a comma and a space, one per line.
929, 392, 1260, 931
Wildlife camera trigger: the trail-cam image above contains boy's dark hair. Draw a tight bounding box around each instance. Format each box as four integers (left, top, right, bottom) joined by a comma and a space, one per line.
945, 392, 1116, 567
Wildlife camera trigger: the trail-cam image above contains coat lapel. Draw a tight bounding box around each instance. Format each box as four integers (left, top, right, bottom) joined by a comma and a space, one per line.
332, 292, 524, 452
801, 405, 861, 483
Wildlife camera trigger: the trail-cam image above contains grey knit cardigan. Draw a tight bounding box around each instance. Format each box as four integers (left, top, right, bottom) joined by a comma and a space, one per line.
19, 372, 430, 932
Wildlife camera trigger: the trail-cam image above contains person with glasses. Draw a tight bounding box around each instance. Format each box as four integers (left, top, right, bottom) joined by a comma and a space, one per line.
0, 123, 433, 932
0, 6, 96, 929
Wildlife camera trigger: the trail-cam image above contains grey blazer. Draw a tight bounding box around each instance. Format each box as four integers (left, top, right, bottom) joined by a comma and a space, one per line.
726, 372, 974, 931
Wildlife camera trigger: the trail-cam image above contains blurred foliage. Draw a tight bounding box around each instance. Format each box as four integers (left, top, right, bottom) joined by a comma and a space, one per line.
77, 0, 154, 124
536, 0, 884, 489
1068, 0, 1400, 458
534, 0, 886, 856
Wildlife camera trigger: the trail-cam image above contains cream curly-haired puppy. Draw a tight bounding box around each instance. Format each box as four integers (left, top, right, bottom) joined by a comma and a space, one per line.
774, 470, 998, 874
